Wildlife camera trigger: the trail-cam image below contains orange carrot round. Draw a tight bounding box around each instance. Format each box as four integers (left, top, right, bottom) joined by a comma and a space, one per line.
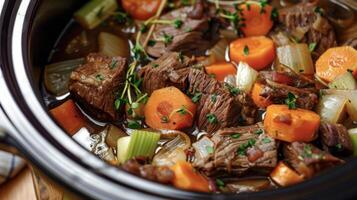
50, 99, 87, 136
270, 161, 304, 187
239, 2, 274, 37
264, 105, 320, 142
171, 161, 210, 192
122, 0, 161, 20
316, 46, 357, 83
205, 62, 237, 81
144, 87, 196, 130
229, 36, 275, 71
251, 83, 272, 108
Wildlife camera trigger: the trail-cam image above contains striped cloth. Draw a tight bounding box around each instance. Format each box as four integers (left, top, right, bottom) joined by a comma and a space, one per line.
0, 151, 25, 184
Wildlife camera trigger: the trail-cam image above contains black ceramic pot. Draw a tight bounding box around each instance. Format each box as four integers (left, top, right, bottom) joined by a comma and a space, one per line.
1, 0, 357, 199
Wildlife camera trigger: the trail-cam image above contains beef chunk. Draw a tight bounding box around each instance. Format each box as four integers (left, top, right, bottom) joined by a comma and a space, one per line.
139, 52, 195, 95
193, 123, 277, 176
259, 80, 318, 110
319, 122, 353, 156
69, 53, 126, 121
278, 3, 337, 60
188, 69, 257, 133
283, 142, 344, 178
259, 70, 315, 88
122, 157, 174, 184
343, 38, 357, 49
142, 6, 219, 58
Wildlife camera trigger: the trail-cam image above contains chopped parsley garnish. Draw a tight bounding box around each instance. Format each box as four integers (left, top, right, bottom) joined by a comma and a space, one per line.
206, 146, 214, 154
336, 143, 342, 150
140, 24, 148, 33
314, 6, 324, 16
255, 129, 263, 135
262, 138, 271, 144
302, 144, 313, 158
127, 120, 141, 129
161, 116, 169, 123
211, 94, 218, 103
285, 92, 297, 110
219, 8, 245, 36
309, 42, 317, 52
231, 133, 241, 139
95, 74, 105, 81
191, 92, 202, 103
162, 32, 174, 45
132, 43, 149, 64
178, 52, 184, 63
147, 40, 156, 47
113, 11, 132, 25
207, 113, 218, 124
224, 83, 240, 96
115, 97, 127, 110
173, 19, 183, 29
259, 0, 268, 14
237, 139, 256, 156
177, 106, 188, 115
152, 63, 159, 68
110, 59, 118, 69
243, 45, 249, 56
216, 178, 225, 188
271, 7, 279, 21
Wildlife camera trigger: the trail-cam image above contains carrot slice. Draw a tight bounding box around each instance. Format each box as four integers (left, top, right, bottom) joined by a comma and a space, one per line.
239, 2, 274, 37
264, 105, 320, 142
144, 87, 196, 130
270, 161, 304, 187
316, 46, 357, 83
229, 36, 275, 71
122, 0, 161, 20
50, 99, 87, 136
205, 62, 237, 81
251, 83, 272, 108
171, 161, 210, 192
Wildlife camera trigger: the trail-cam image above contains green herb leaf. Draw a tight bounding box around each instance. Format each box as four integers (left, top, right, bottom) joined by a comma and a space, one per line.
246, 2, 251, 11
237, 139, 256, 156
127, 120, 141, 129
140, 24, 148, 33
177, 106, 188, 115
152, 63, 159, 68
148, 40, 156, 47
243, 45, 249, 56
302, 144, 313, 158
271, 7, 279, 21
210, 94, 217, 103
181, 0, 190, 6
207, 113, 218, 124
231, 133, 241, 139
285, 92, 297, 110
216, 178, 225, 187
224, 83, 240, 96
259, 0, 268, 14
191, 92, 202, 103
255, 129, 263, 135
262, 138, 271, 144
96, 74, 105, 81
206, 146, 214, 154
336, 143, 342, 150
161, 116, 169, 123
162, 32, 174, 45
173, 19, 183, 29
314, 6, 324, 16
309, 43, 317, 52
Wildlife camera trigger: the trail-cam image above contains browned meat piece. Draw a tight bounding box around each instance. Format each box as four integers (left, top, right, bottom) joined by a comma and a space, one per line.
343, 38, 357, 49
122, 158, 174, 184
142, 6, 219, 58
319, 122, 353, 156
69, 53, 126, 121
188, 69, 258, 133
258, 70, 315, 88
278, 3, 337, 60
259, 80, 318, 110
193, 123, 277, 176
283, 142, 344, 178
139, 52, 195, 95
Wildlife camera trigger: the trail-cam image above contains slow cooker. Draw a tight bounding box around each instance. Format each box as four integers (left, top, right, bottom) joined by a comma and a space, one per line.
1, 0, 357, 199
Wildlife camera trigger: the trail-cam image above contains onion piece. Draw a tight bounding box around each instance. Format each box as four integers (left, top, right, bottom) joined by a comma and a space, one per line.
44, 58, 84, 96
317, 94, 348, 123
105, 125, 127, 149
321, 90, 357, 121
98, 32, 130, 58
236, 62, 258, 93
153, 130, 191, 166
276, 44, 314, 75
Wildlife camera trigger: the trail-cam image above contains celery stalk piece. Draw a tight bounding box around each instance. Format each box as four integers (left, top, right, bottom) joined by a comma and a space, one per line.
348, 128, 357, 156
74, 0, 118, 30
328, 72, 357, 90
117, 130, 160, 164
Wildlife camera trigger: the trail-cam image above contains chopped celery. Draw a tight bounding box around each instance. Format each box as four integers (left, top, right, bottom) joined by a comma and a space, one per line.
98, 32, 130, 58
117, 130, 160, 164
74, 0, 118, 29
317, 94, 348, 123
236, 62, 258, 93
328, 72, 357, 90
276, 44, 314, 75
348, 128, 357, 156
